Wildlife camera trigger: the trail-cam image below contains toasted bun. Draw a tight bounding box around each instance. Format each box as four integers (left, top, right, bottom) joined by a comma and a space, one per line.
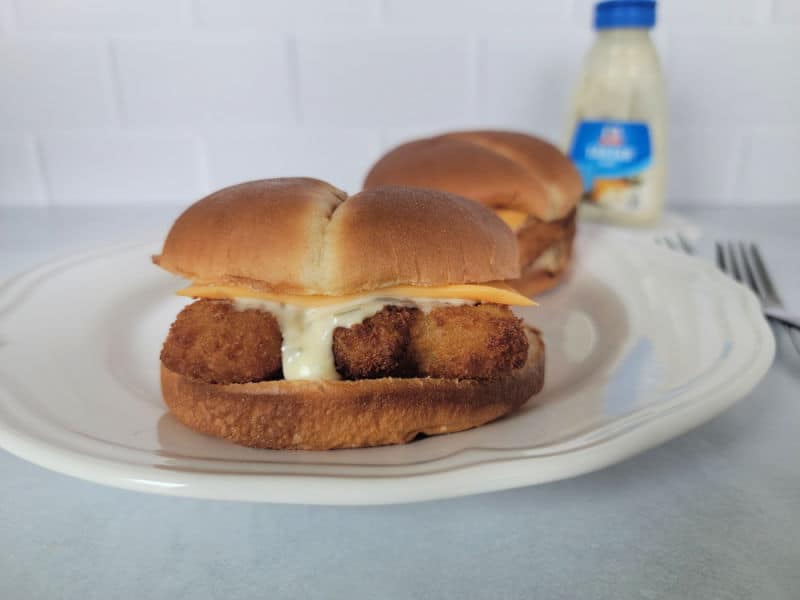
364, 130, 582, 222
153, 178, 519, 295
161, 328, 545, 450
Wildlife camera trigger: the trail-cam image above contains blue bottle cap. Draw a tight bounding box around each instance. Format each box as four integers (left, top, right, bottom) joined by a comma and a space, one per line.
594, 1, 656, 29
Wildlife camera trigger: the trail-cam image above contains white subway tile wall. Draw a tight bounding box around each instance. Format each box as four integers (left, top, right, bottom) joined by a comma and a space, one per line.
667, 126, 741, 203
659, 0, 762, 24
205, 128, 380, 192
39, 132, 205, 204
774, 0, 800, 23
739, 132, 800, 203
15, 0, 189, 32
297, 34, 475, 126
666, 29, 800, 126
193, 0, 379, 29
0, 0, 797, 206
383, 0, 571, 27
484, 31, 592, 139
113, 37, 294, 127
0, 39, 115, 130
0, 1, 13, 33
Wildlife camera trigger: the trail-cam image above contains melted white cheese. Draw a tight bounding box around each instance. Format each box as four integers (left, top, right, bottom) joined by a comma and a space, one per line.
233, 296, 470, 381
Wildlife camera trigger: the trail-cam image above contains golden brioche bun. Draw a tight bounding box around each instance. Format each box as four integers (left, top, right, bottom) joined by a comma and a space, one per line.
363, 131, 582, 295
153, 178, 520, 294
364, 130, 582, 222
160, 328, 545, 450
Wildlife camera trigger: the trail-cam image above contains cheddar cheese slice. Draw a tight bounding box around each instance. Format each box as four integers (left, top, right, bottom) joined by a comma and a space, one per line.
177, 282, 535, 307
494, 209, 529, 232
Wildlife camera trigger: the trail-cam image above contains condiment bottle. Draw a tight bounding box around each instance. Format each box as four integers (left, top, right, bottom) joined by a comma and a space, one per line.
565, 0, 666, 225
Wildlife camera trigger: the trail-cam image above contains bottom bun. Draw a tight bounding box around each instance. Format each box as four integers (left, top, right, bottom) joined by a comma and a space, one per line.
161, 328, 545, 450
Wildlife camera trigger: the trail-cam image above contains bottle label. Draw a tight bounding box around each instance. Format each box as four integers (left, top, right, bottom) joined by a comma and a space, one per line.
569, 120, 652, 212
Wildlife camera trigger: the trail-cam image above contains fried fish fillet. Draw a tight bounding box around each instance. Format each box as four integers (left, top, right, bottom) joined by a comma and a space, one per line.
332, 305, 418, 379
162, 300, 529, 384
161, 299, 282, 384
333, 303, 528, 381
410, 303, 529, 380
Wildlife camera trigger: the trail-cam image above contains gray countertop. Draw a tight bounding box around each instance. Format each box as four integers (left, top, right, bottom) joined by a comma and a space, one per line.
1, 206, 799, 600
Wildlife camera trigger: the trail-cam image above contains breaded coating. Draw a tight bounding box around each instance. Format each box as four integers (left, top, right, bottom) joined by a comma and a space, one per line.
164, 300, 528, 385
161, 299, 282, 384
333, 306, 419, 379
333, 303, 529, 381
409, 303, 528, 380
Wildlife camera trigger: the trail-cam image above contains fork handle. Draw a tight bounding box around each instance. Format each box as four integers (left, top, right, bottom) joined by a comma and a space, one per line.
763, 306, 800, 331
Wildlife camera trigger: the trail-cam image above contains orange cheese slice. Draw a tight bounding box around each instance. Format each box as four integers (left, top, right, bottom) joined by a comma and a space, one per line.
177, 282, 536, 307
494, 209, 529, 232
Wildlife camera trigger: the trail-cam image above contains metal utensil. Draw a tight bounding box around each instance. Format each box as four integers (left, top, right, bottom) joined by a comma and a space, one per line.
655, 232, 695, 255
715, 240, 800, 354
656, 233, 798, 353
715, 242, 800, 329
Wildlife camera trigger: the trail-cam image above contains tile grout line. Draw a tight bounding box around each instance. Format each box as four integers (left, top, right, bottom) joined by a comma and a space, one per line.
759, 0, 776, 25
474, 37, 488, 123
378, 0, 390, 24
182, 0, 196, 29
29, 134, 53, 207
195, 135, 212, 196
105, 37, 126, 128
6, 0, 20, 31
287, 34, 303, 125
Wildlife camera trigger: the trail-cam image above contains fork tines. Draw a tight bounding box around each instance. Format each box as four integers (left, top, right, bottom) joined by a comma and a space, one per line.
657, 233, 694, 255
715, 241, 783, 308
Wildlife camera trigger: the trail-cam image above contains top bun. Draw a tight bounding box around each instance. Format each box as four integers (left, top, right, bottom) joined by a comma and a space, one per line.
153, 178, 520, 295
364, 130, 582, 222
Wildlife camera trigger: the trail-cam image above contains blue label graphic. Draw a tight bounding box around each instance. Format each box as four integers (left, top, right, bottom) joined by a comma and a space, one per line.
569, 120, 652, 191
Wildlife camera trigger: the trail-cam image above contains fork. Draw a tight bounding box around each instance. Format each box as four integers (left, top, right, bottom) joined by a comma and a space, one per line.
716, 241, 800, 356
656, 234, 800, 329
657, 233, 799, 354
655, 232, 695, 255
715, 241, 800, 331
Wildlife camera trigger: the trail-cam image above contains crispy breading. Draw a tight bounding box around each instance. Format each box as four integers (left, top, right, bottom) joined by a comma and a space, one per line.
162, 301, 528, 384
409, 303, 529, 380
161, 299, 282, 384
333, 303, 528, 380
333, 306, 418, 379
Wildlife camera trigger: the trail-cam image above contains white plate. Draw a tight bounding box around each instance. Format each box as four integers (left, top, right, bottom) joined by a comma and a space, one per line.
0, 229, 774, 505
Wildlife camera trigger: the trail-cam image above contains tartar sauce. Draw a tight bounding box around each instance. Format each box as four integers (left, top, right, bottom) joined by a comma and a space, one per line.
234, 296, 470, 380
564, 0, 666, 225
